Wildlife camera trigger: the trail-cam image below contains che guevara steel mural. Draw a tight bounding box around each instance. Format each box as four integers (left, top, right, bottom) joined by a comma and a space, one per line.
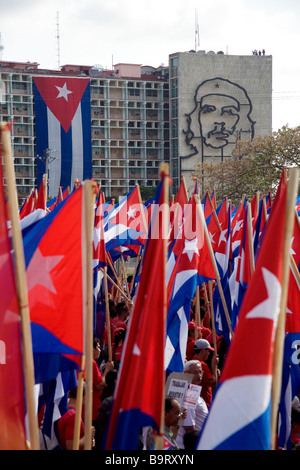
182, 77, 256, 161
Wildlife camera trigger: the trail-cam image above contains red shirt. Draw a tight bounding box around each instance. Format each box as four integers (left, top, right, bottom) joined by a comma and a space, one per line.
92, 359, 103, 420
192, 357, 213, 407
57, 407, 84, 449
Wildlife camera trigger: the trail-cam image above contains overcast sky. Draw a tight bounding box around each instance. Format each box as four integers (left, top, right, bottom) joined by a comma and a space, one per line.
1, 0, 300, 131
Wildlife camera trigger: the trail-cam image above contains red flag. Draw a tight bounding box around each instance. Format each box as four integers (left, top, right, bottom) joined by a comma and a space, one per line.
104, 173, 168, 450
0, 130, 27, 449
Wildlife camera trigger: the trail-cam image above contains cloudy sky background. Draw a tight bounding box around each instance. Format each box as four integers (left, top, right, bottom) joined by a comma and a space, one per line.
1, 0, 300, 131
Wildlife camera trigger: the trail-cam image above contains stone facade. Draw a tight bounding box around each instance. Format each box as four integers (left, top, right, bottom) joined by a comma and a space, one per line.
169, 51, 272, 194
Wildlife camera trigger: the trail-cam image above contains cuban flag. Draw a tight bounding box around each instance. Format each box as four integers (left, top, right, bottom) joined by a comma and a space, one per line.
165, 196, 216, 375
104, 173, 168, 450
197, 175, 289, 450
33, 76, 92, 199
0, 127, 27, 450
277, 212, 300, 449
103, 186, 147, 254
23, 184, 86, 384
212, 203, 233, 343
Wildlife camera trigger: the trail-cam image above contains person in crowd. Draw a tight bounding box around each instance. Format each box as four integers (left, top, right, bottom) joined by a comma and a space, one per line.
142, 397, 185, 450
112, 326, 127, 369
192, 338, 219, 408
291, 397, 300, 449
57, 385, 95, 450
92, 337, 114, 433
97, 369, 118, 448
176, 360, 208, 449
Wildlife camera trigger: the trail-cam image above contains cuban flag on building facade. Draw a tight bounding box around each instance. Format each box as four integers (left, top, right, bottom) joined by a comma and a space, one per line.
33, 76, 92, 199
197, 175, 290, 450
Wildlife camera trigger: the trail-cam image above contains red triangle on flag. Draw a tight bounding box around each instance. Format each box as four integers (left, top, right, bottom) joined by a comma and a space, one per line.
33, 77, 89, 133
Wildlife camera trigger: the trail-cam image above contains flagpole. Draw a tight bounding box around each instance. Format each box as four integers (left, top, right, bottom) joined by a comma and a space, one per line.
208, 280, 217, 352
82, 180, 97, 450
101, 268, 132, 304
1, 123, 40, 450
247, 202, 255, 275
155, 163, 169, 452
270, 167, 299, 450
129, 245, 141, 295
104, 266, 113, 363
194, 286, 201, 341
194, 194, 234, 338
73, 355, 85, 450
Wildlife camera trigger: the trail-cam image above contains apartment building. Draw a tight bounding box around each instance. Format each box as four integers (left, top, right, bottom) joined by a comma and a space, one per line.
0, 50, 272, 203
0, 60, 169, 203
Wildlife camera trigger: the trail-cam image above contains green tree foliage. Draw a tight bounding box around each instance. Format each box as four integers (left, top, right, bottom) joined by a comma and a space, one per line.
192, 125, 300, 207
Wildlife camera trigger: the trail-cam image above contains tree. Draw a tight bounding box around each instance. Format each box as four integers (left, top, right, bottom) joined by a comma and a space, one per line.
139, 184, 157, 202
192, 125, 300, 207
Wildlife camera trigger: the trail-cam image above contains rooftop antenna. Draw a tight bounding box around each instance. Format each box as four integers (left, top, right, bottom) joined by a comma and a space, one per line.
0, 33, 4, 61
56, 11, 60, 70
195, 9, 200, 51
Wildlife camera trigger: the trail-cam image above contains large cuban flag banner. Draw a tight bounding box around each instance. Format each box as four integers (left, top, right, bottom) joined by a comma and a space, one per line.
33, 76, 92, 198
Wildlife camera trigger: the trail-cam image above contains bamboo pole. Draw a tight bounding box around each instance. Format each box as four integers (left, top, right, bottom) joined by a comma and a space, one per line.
82, 180, 97, 450
1, 123, 40, 450
129, 245, 142, 295
208, 280, 217, 353
194, 286, 201, 341
73, 355, 85, 450
194, 194, 234, 338
100, 268, 132, 304
270, 167, 299, 450
103, 266, 113, 363
247, 202, 255, 275
155, 163, 169, 452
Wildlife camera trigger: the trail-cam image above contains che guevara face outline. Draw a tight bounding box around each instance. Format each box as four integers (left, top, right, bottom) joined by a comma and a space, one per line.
183, 77, 255, 155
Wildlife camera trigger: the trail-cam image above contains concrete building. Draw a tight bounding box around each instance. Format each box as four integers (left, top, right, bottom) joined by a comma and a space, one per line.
169, 50, 272, 194
0, 60, 169, 203
0, 50, 272, 203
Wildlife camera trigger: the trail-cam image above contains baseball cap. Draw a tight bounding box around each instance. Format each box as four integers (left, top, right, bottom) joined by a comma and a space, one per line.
188, 321, 195, 331
194, 339, 214, 351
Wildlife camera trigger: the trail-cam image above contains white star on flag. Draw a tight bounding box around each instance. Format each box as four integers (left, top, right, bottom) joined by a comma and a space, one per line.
127, 206, 136, 220
232, 219, 243, 236
56, 82, 73, 101
218, 228, 228, 246
182, 238, 199, 262
27, 247, 64, 294
246, 267, 281, 326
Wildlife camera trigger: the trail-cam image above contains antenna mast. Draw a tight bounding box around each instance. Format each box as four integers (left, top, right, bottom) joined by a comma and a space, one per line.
195, 9, 200, 51
0, 33, 4, 61
56, 11, 60, 70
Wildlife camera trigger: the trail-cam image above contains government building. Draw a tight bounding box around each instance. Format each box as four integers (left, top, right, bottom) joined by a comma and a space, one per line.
0, 50, 272, 204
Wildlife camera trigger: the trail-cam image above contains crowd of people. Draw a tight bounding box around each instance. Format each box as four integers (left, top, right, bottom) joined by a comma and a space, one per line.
47, 282, 300, 451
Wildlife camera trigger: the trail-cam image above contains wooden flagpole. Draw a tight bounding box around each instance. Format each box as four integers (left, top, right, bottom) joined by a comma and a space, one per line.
194, 194, 234, 338
247, 202, 255, 275
1, 123, 40, 450
155, 163, 169, 452
82, 180, 97, 450
129, 245, 142, 295
103, 266, 113, 363
72, 355, 85, 450
208, 280, 217, 353
100, 268, 132, 304
194, 286, 201, 341
270, 167, 299, 450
